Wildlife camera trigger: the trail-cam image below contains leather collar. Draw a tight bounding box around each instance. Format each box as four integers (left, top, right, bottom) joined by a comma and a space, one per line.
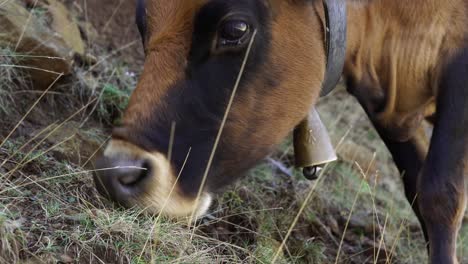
320, 0, 347, 96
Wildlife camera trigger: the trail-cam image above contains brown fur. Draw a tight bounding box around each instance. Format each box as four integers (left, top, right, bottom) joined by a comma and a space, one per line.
95, 1, 468, 262
123, 0, 207, 128
345, 0, 468, 141
219, 1, 326, 166
345, 1, 467, 263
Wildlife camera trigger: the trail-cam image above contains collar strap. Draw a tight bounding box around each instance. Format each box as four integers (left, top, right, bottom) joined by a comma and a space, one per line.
320, 0, 347, 96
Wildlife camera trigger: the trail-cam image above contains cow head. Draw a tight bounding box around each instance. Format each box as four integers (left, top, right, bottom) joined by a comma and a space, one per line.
94, 0, 337, 218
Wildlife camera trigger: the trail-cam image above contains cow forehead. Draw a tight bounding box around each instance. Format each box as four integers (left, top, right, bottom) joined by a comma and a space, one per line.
146, 0, 272, 33
144, 0, 210, 53
146, 0, 207, 32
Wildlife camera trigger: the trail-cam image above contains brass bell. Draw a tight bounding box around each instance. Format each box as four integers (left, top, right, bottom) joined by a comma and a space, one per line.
294, 108, 337, 180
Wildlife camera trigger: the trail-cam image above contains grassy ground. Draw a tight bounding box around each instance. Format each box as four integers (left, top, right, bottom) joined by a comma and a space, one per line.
2, 55, 466, 263
1, 1, 467, 263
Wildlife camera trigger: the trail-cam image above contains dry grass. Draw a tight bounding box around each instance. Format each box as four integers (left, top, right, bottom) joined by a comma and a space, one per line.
1, 1, 466, 263
0, 48, 31, 115
0, 138, 249, 263
1, 57, 466, 263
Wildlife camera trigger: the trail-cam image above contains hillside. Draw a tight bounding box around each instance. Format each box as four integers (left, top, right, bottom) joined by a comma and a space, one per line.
0, 1, 466, 263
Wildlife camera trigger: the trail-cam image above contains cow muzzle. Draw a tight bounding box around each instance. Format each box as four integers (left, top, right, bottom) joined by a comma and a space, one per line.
93, 139, 212, 219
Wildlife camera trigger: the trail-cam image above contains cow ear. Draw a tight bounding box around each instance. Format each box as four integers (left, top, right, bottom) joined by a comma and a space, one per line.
136, 0, 147, 45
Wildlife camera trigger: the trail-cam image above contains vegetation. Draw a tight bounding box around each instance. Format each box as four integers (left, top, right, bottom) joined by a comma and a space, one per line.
0, 48, 30, 115
0, 1, 466, 263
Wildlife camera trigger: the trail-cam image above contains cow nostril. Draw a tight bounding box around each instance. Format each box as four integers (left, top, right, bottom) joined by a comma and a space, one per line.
117, 160, 151, 187
93, 156, 153, 204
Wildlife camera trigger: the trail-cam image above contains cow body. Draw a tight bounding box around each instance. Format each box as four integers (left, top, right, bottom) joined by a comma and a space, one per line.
94, 1, 468, 263
345, 1, 468, 263
346, 0, 467, 141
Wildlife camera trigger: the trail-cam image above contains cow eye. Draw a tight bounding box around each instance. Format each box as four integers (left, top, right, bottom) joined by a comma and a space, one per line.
217, 19, 251, 49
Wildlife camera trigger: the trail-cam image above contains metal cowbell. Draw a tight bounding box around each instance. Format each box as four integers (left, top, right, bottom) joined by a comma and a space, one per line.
294, 108, 337, 179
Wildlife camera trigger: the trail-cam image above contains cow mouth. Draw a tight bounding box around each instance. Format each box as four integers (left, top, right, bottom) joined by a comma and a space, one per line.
93, 139, 213, 219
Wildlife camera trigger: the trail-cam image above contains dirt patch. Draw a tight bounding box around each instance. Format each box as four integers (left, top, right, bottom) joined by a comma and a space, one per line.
73, 0, 145, 69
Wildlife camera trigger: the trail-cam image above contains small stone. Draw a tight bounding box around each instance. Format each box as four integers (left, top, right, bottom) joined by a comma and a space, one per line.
73, 53, 98, 67
326, 215, 340, 235
59, 254, 74, 263
51, 223, 62, 229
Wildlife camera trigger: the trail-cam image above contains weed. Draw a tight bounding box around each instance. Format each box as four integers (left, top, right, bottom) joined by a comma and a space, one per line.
0, 48, 30, 116
30, 6, 51, 29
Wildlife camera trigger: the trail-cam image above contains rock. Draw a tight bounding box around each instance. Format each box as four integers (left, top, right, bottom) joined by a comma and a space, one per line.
73, 52, 97, 67
45, 0, 85, 56
326, 215, 340, 235
62, 212, 88, 224
59, 254, 74, 263
21, 0, 87, 57
76, 20, 99, 45
0, 1, 84, 90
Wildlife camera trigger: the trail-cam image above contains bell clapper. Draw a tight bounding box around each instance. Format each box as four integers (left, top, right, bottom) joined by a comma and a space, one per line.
302, 166, 323, 180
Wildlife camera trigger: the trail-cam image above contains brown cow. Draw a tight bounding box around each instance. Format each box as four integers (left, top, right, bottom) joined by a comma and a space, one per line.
94, 0, 468, 263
